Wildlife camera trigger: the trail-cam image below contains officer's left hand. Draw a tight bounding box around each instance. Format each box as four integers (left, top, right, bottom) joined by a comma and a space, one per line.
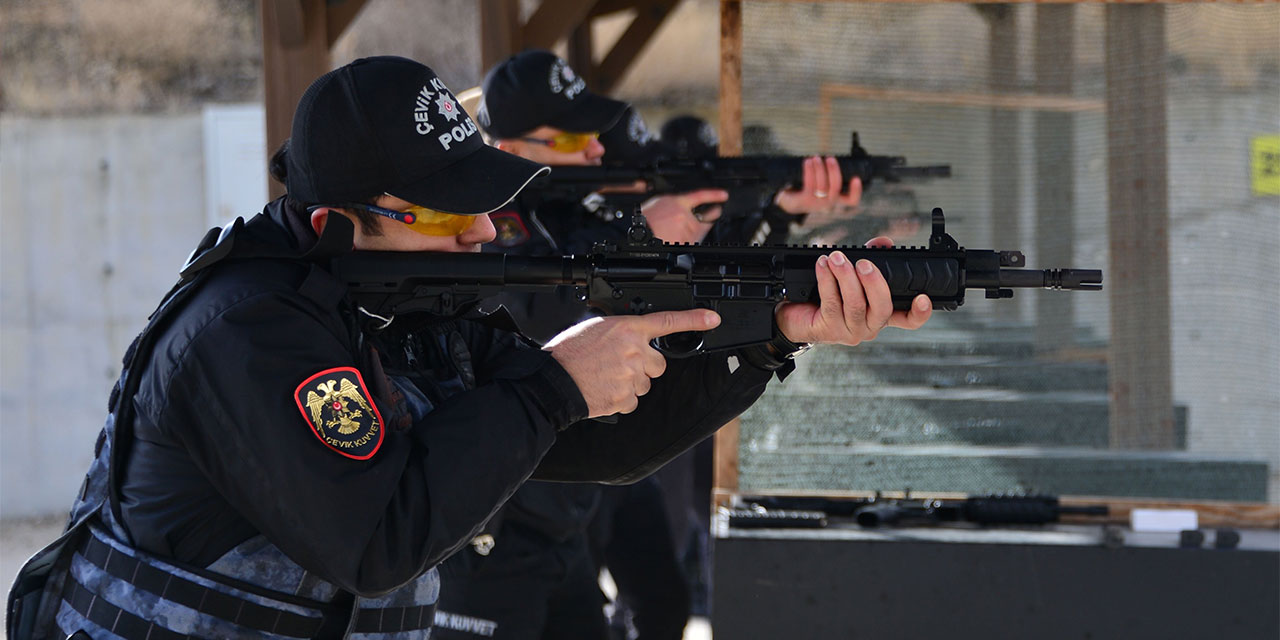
640, 189, 728, 243
774, 156, 862, 216
774, 236, 931, 346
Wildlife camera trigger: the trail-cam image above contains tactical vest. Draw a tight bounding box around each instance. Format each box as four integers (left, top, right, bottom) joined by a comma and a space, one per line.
8, 215, 469, 640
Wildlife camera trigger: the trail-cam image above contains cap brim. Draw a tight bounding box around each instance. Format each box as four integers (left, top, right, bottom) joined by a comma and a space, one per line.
547, 92, 628, 135
388, 145, 549, 215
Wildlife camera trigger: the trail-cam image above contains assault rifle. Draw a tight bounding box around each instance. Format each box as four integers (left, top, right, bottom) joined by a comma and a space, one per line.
329, 208, 1101, 356
520, 132, 951, 206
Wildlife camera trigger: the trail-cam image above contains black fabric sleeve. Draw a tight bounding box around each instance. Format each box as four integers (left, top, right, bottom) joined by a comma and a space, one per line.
530, 349, 775, 484
151, 291, 571, 596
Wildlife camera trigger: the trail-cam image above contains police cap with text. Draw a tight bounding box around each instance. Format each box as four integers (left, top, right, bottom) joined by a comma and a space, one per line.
287, 56, 548, 214
477, 50, 628, 140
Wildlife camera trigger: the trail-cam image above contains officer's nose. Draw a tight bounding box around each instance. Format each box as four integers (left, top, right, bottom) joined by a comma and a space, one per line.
462, 213, 497, 245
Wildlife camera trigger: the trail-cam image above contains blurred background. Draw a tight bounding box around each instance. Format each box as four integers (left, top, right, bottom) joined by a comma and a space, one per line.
2, 0, 1278, 635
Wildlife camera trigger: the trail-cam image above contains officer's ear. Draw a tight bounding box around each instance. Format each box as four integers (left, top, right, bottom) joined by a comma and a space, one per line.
309, 207, 333, 237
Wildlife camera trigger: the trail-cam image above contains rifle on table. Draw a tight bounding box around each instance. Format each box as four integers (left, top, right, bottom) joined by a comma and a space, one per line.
727, 494, 1109, 529
329, 208, 1101, 357
520, 132, 951, 208
853, 495, 1110, 528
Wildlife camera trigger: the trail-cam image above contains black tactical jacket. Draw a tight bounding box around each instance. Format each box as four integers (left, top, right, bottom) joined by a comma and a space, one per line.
117, 198, 774, 593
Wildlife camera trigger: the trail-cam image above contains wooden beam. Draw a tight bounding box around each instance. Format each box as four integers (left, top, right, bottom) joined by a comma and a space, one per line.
589, 0, 644, 18
718, 0, 743, 157
260, 0, 332, 200
566, 21, 598, 89
1034, 4, 1076, 353
1106, 4, 1175, 449
816, 84, 1104, 113
479, 0, 521, 72
523, 0, 601, 51
325, 0, 370, 48
747, 0, 1192, 3
594, 0, 679, 93
271, 0, 308, 47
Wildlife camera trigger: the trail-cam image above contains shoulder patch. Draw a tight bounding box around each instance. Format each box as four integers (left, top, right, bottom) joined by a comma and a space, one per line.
294, 367, 385, 460
490, 211, 530, 247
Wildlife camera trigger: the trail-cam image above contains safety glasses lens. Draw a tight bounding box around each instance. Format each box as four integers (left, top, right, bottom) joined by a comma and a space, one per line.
550, 132, 597, 153
402, 206, 476, 236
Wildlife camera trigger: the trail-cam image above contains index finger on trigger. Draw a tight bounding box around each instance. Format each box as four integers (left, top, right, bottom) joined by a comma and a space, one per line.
679, 189, 730, 209
639, 309, 722, 338
694, 205, 723, 224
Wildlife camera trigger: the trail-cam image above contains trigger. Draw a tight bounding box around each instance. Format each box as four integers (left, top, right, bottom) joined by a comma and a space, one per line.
651, 331, 705, 359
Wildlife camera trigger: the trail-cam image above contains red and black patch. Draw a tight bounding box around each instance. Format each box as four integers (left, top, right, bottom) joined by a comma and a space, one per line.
490, 211, 530, 247
294, 367, 385, 460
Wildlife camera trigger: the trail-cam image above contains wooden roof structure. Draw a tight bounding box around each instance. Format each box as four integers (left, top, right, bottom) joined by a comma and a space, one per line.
259, 0, 683, 201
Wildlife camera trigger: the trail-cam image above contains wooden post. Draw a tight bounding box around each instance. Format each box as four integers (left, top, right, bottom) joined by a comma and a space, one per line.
718, 0, 743, 156
713, 0, 743, 510
817, 85, 834, 154
260, 0, 333, 200
982, 4, 1022, 321
1034, 4, 1075, 353
1106, 4, 1175, 449
479, 0, 522, 74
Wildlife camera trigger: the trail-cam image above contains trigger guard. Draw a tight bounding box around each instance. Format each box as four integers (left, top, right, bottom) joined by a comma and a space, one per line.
650, 332, 704, 359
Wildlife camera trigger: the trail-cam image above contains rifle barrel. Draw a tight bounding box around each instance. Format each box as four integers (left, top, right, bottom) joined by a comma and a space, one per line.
998, 268, 1104, 291
891, 165, 952, 179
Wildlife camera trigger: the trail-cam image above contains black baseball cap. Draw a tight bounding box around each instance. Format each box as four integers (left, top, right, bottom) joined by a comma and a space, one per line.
477, 50, 628, 139
600, 106, 672, 164
660, 115, 719, 159
286, 56, 548, 214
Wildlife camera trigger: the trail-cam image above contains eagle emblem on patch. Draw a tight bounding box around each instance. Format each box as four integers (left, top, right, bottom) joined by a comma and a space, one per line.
294, 367, 384, 460
490, 211, 530, 247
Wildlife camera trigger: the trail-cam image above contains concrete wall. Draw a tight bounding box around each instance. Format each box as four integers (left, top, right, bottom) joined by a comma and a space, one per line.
1, 114, 211, 518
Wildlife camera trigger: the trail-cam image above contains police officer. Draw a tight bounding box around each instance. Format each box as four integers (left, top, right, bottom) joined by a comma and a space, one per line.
429, 50, 932, 640
9, 55, 913, 640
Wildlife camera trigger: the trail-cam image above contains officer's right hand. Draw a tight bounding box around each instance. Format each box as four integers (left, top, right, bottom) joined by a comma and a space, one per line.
544, 310, 722, 418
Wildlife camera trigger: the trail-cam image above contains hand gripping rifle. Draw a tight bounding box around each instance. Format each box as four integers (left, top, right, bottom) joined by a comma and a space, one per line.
519, 132, 951, 207
329, 208, 1101, 357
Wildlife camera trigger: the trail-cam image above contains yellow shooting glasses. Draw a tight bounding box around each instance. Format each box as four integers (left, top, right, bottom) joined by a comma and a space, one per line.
394, 204, 476, 236
521, 131, 599, 154
311, 202, 476, 236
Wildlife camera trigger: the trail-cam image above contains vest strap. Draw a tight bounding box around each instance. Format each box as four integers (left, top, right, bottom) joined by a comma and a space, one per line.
72, 531, 436, 638
354, 603, 436, 634
62, 579, 187, 640
75, 533, 325, 638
